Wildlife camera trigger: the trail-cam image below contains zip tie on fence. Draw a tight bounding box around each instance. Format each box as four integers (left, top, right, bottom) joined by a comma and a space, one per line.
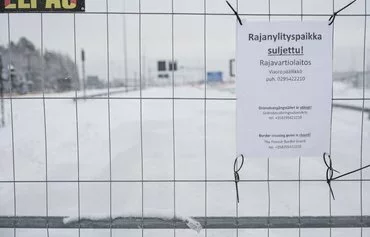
324, 152, 370, 200
226, 1, 242, 25
328, 0, 357, 25
323, 152, 340, 200
234, 154, 245, 203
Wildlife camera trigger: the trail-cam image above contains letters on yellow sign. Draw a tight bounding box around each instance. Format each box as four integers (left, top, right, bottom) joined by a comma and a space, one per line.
4, 0, 77, 9
45, 0, 77, 9
5, 0, 37, 9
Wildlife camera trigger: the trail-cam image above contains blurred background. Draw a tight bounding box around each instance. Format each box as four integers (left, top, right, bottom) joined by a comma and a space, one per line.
0, 0, 369, 97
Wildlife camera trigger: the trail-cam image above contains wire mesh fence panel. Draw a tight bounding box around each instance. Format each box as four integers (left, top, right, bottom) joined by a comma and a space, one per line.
0, 0, 370, 237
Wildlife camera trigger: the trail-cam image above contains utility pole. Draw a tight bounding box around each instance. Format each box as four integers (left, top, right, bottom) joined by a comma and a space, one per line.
81, 49, 86, 99
134, 72, 138, 90
142, 53, 146, 89
0, 55, 5, 127
122, 0, 128, 92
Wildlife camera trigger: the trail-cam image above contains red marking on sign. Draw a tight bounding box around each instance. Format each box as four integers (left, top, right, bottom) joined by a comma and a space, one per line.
4, 0, 11, 7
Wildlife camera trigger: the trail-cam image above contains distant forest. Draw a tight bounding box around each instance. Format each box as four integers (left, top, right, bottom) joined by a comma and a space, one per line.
0, 37, 79, 92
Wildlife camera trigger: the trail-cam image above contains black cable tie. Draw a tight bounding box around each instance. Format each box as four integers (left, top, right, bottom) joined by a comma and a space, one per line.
323, 152, 370, 200
328, 0, 357, 25
233, 154, 245, 203
323, 152, 340, 200
226, 1, 242, 26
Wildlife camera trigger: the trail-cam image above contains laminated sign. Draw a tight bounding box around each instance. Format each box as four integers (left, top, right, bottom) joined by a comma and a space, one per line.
0, 0, 85, 12
236, 21, 332, 158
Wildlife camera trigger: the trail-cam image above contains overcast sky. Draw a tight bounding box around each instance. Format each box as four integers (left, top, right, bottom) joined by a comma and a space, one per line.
0, 0, 369, 81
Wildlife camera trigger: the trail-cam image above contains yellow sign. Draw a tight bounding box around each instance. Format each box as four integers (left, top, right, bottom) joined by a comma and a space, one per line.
1, 0, 85, 12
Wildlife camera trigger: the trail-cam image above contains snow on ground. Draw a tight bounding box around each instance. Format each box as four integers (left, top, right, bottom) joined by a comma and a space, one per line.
0, 83, 369, 237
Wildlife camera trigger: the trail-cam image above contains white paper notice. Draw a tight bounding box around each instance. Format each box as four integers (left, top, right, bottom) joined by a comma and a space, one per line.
236, 21, 332, 158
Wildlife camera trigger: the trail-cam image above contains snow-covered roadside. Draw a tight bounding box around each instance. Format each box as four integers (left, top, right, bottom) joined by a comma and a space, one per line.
0, 85, 369, 237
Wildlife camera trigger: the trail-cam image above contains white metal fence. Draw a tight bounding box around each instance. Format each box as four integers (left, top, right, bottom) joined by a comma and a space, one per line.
0, 0, 370, 237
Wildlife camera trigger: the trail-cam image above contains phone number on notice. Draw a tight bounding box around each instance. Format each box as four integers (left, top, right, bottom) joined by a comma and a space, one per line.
275, 145, 302, 149
266, 76, 306, 82
275, 115, 302, 120
277, 76, 305, 81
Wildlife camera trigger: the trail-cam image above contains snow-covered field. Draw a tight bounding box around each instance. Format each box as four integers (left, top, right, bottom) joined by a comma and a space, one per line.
0, 83, 369, 237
